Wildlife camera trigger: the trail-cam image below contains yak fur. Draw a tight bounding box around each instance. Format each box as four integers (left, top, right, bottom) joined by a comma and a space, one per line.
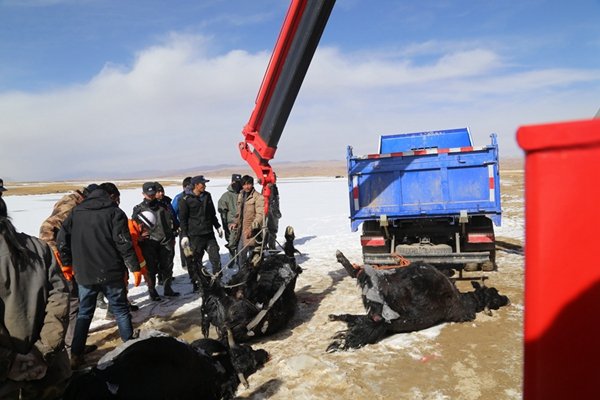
328, 250, 510, 351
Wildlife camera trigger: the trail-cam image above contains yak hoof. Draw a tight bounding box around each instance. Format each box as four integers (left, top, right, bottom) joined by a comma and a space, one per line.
331, 330, 347, 340
326, 341, 342, 353
285, 226, 295, 242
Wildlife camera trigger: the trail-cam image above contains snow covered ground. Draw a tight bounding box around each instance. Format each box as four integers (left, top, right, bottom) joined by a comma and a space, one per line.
3, 175, 524, 399
4, 176, 361, 330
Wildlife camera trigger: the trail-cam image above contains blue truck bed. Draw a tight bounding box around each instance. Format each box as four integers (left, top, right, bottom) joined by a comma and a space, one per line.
347, 128, 501, 232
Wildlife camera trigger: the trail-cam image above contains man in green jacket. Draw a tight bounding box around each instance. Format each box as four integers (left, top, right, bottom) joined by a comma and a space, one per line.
218, 174, 242, 256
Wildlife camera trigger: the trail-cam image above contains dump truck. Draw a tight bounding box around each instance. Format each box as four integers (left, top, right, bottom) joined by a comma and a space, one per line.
347, 127, 502, 270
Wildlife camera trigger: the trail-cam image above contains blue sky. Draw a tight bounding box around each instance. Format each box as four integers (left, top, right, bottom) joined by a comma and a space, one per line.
1, 0, 599, 181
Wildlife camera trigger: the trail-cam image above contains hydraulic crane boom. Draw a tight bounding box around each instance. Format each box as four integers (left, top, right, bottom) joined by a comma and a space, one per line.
239, 0, 335, 211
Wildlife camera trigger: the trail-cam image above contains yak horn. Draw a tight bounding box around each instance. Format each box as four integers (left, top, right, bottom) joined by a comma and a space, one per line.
226, 328, 236, 348
238, 372, 249, 389
226, 328, 250, 388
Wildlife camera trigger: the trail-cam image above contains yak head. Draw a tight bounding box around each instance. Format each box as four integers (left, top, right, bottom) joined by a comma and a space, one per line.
469, 281, 510, 313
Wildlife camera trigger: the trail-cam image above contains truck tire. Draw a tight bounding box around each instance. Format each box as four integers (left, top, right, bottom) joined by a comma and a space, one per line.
481, 249, 497, 271
464, 263, 480, 272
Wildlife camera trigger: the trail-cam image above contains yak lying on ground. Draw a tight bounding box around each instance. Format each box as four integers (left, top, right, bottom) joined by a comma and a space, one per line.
200, 226, 302, 342
63, 332, 268, 400
327, 251, 510, 351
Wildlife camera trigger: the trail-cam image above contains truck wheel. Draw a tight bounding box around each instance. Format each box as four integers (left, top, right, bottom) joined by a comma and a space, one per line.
464, 263, 480, 272
482, 249, 497, 271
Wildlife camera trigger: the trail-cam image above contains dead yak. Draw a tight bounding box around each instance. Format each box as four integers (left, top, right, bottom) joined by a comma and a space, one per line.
200, 226, 301, 342
327, 250, 510, 351
63, 331, 268, 400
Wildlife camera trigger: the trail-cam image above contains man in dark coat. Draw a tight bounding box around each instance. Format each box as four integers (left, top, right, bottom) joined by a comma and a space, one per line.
39, 184, 99, 356
132, 182, 179, 300
57, 183, 140, 369
179, 175, 223, 290
172, 177, 192, 272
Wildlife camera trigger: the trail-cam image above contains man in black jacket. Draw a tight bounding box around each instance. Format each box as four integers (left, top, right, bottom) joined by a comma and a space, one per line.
132, 182, 179, 300
179, 175, 223, 290
57, 183, 140, 369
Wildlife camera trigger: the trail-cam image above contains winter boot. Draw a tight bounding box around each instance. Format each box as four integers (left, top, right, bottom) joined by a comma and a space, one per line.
192, 281, 200, 293
163, 277, 180, 297
70, 354, 85, 370
147, 275, 161, 301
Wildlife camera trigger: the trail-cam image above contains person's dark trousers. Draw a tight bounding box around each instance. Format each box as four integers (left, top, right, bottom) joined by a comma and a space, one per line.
141, 239, 175, 283
64, 277, 80, 349
179, 237, 188, 269
190, 233, 221, 276
237, 241, 253, 271
71, 281, 133, 356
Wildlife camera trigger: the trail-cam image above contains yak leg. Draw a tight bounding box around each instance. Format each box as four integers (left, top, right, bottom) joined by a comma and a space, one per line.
283, 226, 300, 257
335, 250, 359, 278
328, 313, 363, 324
327, 314, 387, 352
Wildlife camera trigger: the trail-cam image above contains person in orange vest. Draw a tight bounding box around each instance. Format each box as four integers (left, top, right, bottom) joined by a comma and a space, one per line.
128, 212, 153, 288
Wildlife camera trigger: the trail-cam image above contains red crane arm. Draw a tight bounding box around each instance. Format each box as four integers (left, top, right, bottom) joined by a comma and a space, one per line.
239, 0, 335, 210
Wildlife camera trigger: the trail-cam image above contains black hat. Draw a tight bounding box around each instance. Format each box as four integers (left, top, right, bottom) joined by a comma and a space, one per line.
231, 174, 242, 182
155, 182, 164, 192
191, 175, 209, 186
82, 183, 99, 197
142, 182, 157, 195
99, 182, 120, 198
241, 175, 254, 185
0, 178, 6, 192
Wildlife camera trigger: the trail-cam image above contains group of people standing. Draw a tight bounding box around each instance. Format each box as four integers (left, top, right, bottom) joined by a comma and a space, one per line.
177, 173, 281, 290
0, 174, 281, 399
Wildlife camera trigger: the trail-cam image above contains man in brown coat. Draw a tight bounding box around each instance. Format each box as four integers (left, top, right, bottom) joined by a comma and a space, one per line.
230, 175, 264, 268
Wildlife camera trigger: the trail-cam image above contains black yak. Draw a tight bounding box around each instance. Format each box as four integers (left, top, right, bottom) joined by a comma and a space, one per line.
63, 331, 268, 400
327, 250, 510, 351
200, 226, 301, 342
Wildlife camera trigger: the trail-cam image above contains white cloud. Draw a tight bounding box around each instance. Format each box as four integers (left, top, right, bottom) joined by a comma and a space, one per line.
1, 33, 599, 181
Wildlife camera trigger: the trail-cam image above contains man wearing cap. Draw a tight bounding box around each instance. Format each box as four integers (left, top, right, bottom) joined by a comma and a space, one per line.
154, 182, 178, 286
132, 182, 179, 300
172, 177, 192, 271
218, 174, 242, 256
0, 178, 6, 197
39, 183, 99, 357
230, 175, 264, 268
179, 175, 223, 290
56, 182, 140, 369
